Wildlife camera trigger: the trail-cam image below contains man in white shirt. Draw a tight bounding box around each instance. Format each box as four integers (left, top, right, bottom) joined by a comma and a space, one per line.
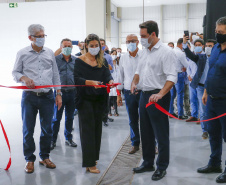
169, 38, 188, 119
131, 20, 177, 181
117, 34, 142, 154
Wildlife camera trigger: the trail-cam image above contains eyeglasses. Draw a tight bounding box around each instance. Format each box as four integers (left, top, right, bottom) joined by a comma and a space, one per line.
31, 35, 47, 38
126, 40, 138, 44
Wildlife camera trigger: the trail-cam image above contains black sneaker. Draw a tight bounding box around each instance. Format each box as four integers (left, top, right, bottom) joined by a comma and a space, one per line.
103, 122, 109, 127
178, 115, 188, 120
50, 141, 56, 150
65, 140, 77, 147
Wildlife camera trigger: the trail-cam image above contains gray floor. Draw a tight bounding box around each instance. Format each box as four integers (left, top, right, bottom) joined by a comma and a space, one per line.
0, 94, 226, 185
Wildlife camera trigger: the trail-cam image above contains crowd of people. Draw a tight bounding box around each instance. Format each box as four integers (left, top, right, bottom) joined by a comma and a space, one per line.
12, 15, 226, 183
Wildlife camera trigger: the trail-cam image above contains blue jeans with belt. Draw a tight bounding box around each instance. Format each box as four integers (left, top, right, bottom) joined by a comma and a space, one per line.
189, 83, 199, 118
139, 90, 170, 170
124, 90, 141, 147
21, 90, 54, 162
207, 96, 226, 169
52, 89, 76, 143
196, 85, 207, 132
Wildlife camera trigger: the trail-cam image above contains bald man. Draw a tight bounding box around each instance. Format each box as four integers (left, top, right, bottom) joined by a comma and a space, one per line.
117, 34, 143, 154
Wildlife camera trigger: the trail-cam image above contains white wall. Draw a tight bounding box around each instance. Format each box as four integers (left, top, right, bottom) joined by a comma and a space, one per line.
120, 3, 206, 51
0, 0, 86, 102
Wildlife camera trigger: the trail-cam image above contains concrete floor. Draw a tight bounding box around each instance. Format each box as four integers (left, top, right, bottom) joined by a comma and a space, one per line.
0, 93, 226, 185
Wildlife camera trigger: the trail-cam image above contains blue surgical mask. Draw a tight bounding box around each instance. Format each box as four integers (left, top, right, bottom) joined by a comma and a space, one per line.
102, 46, 106, 51
127, 43, 137, 52
62, 47, 72, 56
194, 46, 203, 53
34, 38, 45, 47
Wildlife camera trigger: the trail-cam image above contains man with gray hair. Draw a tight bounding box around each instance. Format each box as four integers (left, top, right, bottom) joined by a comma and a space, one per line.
117, 34, 142, 154
196, 16, 226, 183
12, 24, 62, 173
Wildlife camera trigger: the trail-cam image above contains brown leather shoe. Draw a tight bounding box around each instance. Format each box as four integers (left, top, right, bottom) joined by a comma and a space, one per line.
39, 159, 56, 169
24, 162, 34, 173
186, 117, 198, 122
128, 146, 139, 154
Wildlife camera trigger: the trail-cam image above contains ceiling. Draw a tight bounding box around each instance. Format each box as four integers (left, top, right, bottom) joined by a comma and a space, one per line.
111, 0, 206, 7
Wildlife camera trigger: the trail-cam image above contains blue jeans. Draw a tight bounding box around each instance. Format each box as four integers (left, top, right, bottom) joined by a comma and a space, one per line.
175, 73, 185, 116
124, 90, 141, 146
21, 91, 54, 162
207, 96, 226, 168
169, 86, 176, 114
196, 85, 207, 132
139, 91, 170, 170
52, 90, 76, 142
189, 83, 198, 118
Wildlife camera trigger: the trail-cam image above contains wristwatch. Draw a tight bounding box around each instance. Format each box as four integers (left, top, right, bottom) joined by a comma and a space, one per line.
56, 92, 62, 96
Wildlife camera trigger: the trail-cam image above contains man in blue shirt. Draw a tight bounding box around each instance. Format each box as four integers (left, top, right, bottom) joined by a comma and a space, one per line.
196, 16, 226, 183
51, 38, 77, 150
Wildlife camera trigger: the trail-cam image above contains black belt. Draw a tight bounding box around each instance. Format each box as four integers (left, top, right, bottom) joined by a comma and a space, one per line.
25, 90, 53, 96
142, 89, 161, 94
209, 95, 226, 100
61, 88, 75, 93
198, 83, 204, 87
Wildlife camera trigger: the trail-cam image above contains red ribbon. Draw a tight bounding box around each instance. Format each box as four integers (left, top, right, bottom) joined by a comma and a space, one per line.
0, 83, 121, 91
0, 120, 11, 170
146, 102, 226, 122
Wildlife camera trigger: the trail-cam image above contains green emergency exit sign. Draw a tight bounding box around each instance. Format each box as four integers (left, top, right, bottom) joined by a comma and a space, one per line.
9, 3, 18, 8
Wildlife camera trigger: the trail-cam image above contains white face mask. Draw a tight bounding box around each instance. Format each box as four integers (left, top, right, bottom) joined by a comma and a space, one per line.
205, 47, 212, 56
34, 38, 45, 47
141, 37, 151, 48
88, 47, 100, 56
117, 52, 121, 57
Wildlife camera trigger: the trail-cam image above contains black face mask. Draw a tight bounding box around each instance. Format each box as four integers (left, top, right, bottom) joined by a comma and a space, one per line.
215, 33, 226, 44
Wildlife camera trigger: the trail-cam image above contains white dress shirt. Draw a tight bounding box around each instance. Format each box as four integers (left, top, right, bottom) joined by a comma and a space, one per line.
118, 49, 143, 91
174, 47, 188, 72
12, 45, 61, 92
135, 40, 177, 91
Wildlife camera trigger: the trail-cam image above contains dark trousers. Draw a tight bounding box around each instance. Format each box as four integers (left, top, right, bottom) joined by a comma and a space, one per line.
21, 91, 54, 162
102, 94, 109, 122
124, 90, 141, 147
207, 96, 226, 168
78, 99, 104, 167
51, 90, 76, 142
139, 91, 170, 170
108, 96, 118, 114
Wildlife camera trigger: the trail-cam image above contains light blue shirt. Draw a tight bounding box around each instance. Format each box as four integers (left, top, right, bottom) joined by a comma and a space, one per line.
104, 52, 114, 73
12, 45, 61, 92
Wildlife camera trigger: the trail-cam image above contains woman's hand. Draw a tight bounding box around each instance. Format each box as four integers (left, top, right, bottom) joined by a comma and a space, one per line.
86, 80, 103, 88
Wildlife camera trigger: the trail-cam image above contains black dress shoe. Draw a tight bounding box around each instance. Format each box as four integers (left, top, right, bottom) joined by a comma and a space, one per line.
216, 172, 226, 183
50, 141, 56, 150
178, 115, 188, 120
169, 113, 178, 118
133, 165, 155, 173
152, 169, 166, 181
103, 122, 109, 127
197, 165, 222, 173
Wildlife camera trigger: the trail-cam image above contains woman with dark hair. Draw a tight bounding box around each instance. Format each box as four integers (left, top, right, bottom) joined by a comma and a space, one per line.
74, 34, 113, 174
